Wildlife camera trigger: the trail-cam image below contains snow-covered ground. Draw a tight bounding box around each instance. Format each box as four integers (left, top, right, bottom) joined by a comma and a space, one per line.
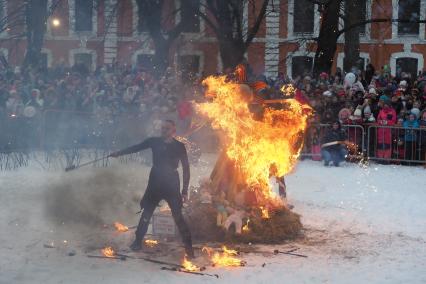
1, 155, 425, 284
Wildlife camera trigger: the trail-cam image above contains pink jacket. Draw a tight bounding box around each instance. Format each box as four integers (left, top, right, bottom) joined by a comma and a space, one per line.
377, 107, 397, 144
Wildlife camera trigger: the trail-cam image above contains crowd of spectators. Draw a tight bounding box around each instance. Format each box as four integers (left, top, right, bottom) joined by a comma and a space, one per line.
0, 62, 200, 149
283, 64, 426, 163
1, 59, 425, 163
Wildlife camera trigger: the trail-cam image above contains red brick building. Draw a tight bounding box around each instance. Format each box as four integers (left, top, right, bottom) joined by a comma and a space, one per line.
0, 0, 425, 79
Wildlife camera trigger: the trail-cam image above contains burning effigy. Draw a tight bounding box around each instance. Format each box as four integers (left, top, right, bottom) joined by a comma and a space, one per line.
185, 66, 312, 243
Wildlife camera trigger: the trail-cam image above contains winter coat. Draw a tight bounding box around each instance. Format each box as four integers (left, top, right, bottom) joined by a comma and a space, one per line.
403, 120, 420, 142
377, 107, 397, 145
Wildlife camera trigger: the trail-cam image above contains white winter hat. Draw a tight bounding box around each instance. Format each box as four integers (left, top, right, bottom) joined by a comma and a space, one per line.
354, 108, 362, 117
364, 106, 372, 114
399, 80, 408, 87
322, 90, 332, 97
368, 88, 377, 94
411, 108, 420, 118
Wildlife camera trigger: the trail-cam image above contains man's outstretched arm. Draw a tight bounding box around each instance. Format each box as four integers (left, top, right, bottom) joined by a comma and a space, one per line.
109, 138, 154, 157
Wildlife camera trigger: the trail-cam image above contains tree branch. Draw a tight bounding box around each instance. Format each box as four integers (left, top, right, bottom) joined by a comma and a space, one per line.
244, 0, 269, 49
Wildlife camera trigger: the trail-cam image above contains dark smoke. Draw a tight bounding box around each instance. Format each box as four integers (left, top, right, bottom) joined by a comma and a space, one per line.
44, 166, 145, 227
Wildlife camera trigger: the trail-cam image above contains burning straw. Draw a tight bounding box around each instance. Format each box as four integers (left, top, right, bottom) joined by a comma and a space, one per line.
183, 75, 308, 243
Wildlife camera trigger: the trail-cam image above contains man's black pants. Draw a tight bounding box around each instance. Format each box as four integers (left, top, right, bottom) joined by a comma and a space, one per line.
135, 169, 192, 248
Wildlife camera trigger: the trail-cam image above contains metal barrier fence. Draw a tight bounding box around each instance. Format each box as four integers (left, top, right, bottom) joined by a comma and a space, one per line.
367, 125, 426, 164
1, 109, 425, 168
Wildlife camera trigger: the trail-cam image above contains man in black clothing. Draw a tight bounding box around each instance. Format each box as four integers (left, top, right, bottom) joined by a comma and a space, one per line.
109, 120, 194, 258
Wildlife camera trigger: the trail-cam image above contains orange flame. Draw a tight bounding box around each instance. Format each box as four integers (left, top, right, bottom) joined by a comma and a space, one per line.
211, 246, 243, 267
242, 219, 250, 232
197, 76, 311, 207
101, 246, 115, 258
182, 255, 200, 271
280, 84, 296, 97
114, 222, 129, 232
260, 206, 270, 219
144, 239, 159, 247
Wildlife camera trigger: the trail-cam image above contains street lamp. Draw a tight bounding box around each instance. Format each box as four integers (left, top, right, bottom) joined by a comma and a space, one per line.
52, 18, 61, 27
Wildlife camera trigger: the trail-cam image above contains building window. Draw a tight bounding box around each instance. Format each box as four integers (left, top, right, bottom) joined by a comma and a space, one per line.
181, 0, 200, 33
358, 0, 367, 36
136, 54, 154, 71
293, 0, 314, 34
291, 56, 313, 78
75, 0, 93, 32
396, 57, 418, 79
136, 7, 148, 34
178, 55, 200, 82
74, 53, 93, 70
398, 0, 420, 35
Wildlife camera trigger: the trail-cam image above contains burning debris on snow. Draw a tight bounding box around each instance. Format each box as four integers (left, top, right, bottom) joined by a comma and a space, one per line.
101, 246, 116, 258
182, 255, 201, 271
144, 239, 159, 247
114, 222, 129, 232
202, 246, 245, 267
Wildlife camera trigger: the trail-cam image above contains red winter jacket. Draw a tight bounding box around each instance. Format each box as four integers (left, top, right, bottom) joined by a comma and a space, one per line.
377, 107, 397, 144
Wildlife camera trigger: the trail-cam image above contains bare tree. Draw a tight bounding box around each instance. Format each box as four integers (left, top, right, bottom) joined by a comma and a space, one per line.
312, 0, 341, 76
342, 0, 359, 72
23, 0, 48, 69
135, 0, 194, 75
185, 0, 269, 70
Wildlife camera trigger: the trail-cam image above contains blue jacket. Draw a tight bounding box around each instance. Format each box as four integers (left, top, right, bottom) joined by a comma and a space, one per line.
403, 120, 420, 142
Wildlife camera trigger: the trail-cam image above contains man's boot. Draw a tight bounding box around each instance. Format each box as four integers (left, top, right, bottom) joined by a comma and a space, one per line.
130, 239, 142, 251
185, 245, 195, 259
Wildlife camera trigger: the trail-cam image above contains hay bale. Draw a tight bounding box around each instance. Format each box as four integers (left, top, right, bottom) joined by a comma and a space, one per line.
184, 203, 226, 242
231, 207, 302, 244
184, 196, 302, 243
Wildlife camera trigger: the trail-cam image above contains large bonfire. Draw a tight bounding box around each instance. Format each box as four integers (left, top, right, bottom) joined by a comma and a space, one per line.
185, 70, 312, 243
198, 76, 310, 206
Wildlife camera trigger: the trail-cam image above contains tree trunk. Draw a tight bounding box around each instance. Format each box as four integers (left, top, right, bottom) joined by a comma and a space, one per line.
219, 39, 246, 70
151, 36, 171, 76
313, 0, 341, 76
23, 0, 48, 70
343, 0, 362, 72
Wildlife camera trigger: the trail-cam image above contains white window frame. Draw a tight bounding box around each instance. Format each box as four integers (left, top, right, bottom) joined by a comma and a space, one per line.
336, 52, 370, 71
69, 0, 98, 36
286, 51, 315, 79
174, 0, 205, 37
177, 50, 204, 78
69, 48, 97, 71
392, 0, 425, 40
131, 49, 155, 68
41, 48, 53, 68
390, 51, 424, 77
338, 0, 372, 43
287, 0, 320, 39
